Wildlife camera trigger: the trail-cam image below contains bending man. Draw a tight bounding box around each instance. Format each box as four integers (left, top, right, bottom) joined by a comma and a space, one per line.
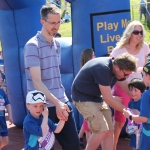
72, 53, 137, 150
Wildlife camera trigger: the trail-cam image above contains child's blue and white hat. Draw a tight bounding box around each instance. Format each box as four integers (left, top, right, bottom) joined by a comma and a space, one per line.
26, 90, 47, 104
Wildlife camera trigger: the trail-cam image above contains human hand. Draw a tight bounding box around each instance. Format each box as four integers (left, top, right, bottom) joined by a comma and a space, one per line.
56, 102, 70, 121
62, 110, 69, 118
113, 96, 123, 103
123, 108, 132, 118
8, 116, 13, 125
42, 107, 48, 118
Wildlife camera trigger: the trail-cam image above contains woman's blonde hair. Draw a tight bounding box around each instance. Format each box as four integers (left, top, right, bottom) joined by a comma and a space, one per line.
116, 20, 145, 49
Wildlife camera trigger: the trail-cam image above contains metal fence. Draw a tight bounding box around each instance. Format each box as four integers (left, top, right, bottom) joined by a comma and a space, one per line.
131, 2, 150, 21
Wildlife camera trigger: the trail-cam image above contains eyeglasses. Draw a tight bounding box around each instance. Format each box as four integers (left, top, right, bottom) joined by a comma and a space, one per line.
132, 30, 143, 36
121, 70, 130, 77
44, 20, 61, 26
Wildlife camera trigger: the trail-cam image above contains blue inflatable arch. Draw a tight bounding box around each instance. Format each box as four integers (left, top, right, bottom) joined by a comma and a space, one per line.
0, 0, 130, 129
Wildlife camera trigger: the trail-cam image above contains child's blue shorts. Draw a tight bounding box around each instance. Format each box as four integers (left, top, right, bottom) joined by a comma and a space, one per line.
0, 132, 8, 136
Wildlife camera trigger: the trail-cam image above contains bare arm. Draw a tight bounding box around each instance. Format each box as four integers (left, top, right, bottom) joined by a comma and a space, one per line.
99, 85, 125, 112
6, 104, 13, 124
132, 115, 147, 123
41, 107, 48, 136
54, 120, 65, 133
123, 108, 148, 123
117, 80, 130, 96
54, 110, 68, 133
29, 67, 60, 106
29, 67, 70, 121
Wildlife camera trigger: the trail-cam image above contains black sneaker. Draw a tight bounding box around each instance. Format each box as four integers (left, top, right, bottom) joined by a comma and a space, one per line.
125, 134, 130, 140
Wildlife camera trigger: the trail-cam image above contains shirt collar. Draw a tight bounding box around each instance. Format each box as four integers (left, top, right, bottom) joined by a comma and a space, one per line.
36, 31, 54, 45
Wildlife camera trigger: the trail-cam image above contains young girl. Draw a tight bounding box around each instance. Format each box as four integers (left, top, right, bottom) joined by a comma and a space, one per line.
78, 48, 95, 148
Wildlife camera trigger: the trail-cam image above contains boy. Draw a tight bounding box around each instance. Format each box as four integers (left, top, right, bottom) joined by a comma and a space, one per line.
126, 78, 146, 150
23, 90, 66, 150
63, 11, 71, 22
0, 73, 13, 150
123, 62, 150, 150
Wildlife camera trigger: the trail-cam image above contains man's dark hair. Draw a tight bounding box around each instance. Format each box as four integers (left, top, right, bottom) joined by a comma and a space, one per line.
113, 53, 137, 72
40, 3, 61, 20
128, 78, 146, 93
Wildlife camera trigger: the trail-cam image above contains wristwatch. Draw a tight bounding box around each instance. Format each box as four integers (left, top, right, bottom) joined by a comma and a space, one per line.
129, 115, 132, 120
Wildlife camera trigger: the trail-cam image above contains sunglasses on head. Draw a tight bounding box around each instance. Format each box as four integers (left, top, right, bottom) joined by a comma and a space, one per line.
132, 30, 143, 35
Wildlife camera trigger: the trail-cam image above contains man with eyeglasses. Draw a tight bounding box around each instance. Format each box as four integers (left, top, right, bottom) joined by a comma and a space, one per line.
72, 53, 137, 150
24, 3, 79, 150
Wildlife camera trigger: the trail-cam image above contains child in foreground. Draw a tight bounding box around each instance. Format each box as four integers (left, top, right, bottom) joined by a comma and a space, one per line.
123, 62, 150, 150
0, 70, 13, 149
126, 78, 146, 150
23, 90, 67, 150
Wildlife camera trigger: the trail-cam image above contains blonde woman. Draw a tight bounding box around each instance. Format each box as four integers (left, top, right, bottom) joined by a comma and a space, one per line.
110, 20, 150, 150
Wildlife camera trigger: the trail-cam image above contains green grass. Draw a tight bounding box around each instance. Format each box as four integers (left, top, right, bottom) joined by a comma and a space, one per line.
0, 0, 149, 46
59, 21, 72, 37
58, 0, 150, 44
130, 0, 150, 43
58, 0, 72, 37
